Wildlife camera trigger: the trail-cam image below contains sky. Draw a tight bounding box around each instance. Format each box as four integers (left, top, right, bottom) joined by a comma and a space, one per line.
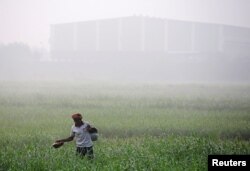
0, 0, 250, 49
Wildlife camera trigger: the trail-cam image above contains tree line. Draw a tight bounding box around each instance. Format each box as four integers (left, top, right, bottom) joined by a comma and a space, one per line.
0, 42, 46, 63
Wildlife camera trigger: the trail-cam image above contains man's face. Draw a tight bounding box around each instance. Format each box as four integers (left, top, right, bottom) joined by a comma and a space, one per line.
73, 118, 82, 126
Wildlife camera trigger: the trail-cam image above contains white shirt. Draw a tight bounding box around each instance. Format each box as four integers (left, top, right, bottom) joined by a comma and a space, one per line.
70, 122, 93, 147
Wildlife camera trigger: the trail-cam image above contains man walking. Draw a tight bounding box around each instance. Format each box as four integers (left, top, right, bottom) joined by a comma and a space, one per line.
56, 113, 94, 159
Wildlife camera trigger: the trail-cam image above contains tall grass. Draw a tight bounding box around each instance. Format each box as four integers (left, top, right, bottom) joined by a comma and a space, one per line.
0, 81, 249, 170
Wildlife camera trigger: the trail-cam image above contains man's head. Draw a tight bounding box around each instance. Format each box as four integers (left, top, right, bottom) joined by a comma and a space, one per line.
71, 113, 83, 127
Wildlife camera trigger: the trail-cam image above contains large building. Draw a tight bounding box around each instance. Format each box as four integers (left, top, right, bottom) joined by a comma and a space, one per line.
49, 16, 250, 82
50, 16, 250, 59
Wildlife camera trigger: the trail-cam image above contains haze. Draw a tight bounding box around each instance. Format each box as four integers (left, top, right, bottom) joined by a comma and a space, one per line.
0, 0, 250, 83
1, 0, 250, 48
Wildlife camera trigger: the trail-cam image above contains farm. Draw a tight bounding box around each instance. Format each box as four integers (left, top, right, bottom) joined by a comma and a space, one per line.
0, 81, 249, 170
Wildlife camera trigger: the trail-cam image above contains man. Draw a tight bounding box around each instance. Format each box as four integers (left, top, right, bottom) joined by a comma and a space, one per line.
56, 113, 94, 159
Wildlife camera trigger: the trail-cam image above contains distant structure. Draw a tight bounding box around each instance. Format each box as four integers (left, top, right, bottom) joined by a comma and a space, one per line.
50, 16, 250, 60
49, 16, 250, 82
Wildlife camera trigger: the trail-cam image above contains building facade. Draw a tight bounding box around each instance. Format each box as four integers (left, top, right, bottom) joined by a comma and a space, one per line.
50, 16, 250, 59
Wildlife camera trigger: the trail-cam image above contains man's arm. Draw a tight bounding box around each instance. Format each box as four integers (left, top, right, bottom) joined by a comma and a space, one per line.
86, 124, 92, 132
56, 135, 74, 143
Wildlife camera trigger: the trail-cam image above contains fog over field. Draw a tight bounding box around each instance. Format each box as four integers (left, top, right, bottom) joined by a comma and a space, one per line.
0, 0, 250, 83
1, 2, 250, 170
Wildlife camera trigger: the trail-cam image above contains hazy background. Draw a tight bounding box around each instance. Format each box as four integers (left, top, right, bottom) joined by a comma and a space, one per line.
1, 0, 250, 49
0, 0, 250, 83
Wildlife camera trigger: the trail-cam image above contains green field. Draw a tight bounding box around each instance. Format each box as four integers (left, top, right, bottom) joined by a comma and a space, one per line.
0, 81, 250, 171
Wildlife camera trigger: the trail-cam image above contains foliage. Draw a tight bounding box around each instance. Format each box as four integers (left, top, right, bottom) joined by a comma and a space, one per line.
0, 82, 249, 170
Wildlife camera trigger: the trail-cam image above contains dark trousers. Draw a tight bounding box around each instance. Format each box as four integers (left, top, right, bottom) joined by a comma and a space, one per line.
76, 146, 94, 159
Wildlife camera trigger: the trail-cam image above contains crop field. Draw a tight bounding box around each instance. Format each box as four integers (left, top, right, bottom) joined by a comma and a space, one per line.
0, 81, 250, 171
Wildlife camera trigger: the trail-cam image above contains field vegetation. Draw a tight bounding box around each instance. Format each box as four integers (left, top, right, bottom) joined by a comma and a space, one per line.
0, 81, 249, 170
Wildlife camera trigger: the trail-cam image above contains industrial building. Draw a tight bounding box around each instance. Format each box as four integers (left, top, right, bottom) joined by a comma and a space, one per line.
49, 16, 250, 82
50, 16, 250, 58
